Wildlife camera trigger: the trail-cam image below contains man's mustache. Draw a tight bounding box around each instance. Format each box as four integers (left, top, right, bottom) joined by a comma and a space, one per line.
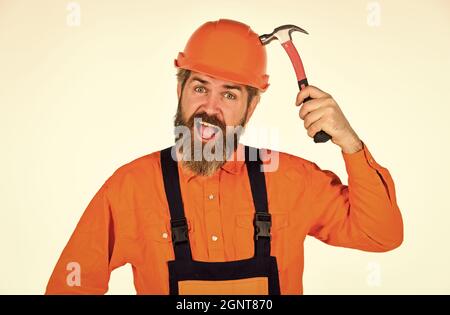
186, 112, 226, 132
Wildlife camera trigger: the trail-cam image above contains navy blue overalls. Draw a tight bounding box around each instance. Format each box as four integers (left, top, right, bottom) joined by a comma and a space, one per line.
160, 145, 281, 295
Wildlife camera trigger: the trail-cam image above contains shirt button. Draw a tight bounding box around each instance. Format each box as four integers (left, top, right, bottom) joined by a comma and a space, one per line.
162, 232, 168, 239
208, 194, 214, 200
211, 235, 218, 242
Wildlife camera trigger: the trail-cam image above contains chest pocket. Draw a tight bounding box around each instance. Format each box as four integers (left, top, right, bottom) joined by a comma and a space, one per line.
234, 212, 288, 259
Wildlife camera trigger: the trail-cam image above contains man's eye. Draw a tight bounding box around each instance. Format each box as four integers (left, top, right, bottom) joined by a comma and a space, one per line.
194, 86, 206, 93
224, 92, 236, 100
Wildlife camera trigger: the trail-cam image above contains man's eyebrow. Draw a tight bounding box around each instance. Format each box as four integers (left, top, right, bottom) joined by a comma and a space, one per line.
191, 77, 209, 85
191, 76, 242, 92
222, 84, 242, 92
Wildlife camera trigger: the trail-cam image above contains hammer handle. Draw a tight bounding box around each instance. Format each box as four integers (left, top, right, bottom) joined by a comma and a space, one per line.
298, 78, 332, 143
282, 40, 332, 143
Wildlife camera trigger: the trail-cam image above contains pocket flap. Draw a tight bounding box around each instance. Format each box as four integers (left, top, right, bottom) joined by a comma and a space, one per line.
235, 213, 288, 231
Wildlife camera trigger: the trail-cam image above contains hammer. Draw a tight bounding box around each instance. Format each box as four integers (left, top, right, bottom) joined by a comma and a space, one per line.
260, 25, 331, 143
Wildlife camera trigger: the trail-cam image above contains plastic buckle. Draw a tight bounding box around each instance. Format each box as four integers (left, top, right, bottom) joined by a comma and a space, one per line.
254, 212, 272, 240
170, 218, 189, 244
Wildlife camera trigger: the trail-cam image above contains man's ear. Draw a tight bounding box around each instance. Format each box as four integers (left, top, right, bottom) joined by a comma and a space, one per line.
177, 82, 182, 99
245, 94, 261, 125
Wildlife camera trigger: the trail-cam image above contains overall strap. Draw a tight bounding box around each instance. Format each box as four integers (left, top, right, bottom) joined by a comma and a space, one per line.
160, 146, 192, 261
244, 146, 272, 257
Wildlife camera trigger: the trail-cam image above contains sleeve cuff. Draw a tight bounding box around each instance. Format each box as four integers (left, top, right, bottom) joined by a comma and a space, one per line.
342, 141, 381, 177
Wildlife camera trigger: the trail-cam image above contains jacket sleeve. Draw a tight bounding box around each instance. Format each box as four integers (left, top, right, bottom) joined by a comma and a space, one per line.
306, 142, 403, 252
45, 180, 123, 294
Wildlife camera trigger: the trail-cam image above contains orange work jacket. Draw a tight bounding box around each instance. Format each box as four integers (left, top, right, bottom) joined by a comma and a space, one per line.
46, 142, 403, 294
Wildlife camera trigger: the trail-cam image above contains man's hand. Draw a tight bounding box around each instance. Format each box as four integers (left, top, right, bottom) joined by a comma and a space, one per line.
296, 85, 363, 154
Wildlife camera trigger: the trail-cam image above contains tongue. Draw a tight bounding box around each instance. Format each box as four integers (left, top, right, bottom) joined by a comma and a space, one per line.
201, 125, 216, 139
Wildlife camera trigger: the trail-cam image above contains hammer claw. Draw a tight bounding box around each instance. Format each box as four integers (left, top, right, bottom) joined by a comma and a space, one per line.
259, 24, 308, 45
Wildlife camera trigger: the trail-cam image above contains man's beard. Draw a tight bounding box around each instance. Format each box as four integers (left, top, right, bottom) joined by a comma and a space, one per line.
173, 100, 248, 177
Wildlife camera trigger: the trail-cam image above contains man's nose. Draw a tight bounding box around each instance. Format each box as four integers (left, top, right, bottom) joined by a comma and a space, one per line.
202, 92, 222, 116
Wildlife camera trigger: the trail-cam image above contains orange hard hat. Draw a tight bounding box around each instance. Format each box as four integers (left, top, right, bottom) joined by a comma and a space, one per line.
174, 19, 270, 91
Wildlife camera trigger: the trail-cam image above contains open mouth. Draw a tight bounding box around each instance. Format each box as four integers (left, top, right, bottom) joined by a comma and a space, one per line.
195, 120, 221, 142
